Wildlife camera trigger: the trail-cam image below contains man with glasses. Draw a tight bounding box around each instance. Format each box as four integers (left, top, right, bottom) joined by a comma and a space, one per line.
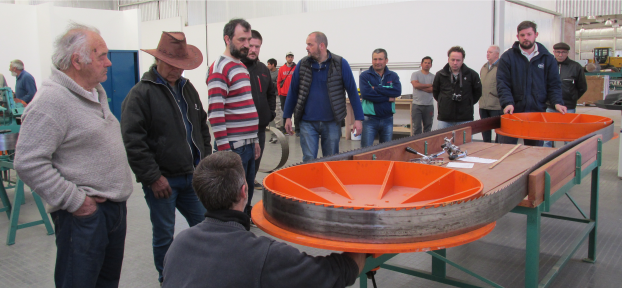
543, 42, 587, 147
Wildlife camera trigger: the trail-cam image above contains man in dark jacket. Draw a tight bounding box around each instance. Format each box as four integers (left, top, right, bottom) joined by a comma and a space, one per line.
162, 151, 365, 288
433, 46, 482, 129
120, 32, 211, 284
242, 30, 276, 190
360, 48, 402, 147
543, 42, 587, 147
497, 21, 566, 146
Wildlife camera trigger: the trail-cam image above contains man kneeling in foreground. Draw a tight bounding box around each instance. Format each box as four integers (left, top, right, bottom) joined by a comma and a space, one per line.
162, 151, 365, 287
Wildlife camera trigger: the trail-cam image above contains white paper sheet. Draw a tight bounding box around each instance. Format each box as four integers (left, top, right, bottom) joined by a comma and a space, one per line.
457, 157, 498, 164
446, 162, 474, 169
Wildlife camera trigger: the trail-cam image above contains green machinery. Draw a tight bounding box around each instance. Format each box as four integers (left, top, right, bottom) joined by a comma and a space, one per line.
0, 87, 24, 133
0, 87, 54, 245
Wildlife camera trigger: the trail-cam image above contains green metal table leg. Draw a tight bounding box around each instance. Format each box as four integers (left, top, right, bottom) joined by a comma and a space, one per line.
525, 208, 542, 288
6, 179, 24, 245
359, 274, 368, 288
583, 166, 600, 263
0, 180, 11, 218
431, 249, 447, 278
32, 191, 54, 235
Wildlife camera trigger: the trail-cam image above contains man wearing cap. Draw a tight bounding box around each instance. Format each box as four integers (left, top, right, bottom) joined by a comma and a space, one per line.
206, 18, 261, 220
121, 31, 211, 284
277, 51, 298, 134
543, 42, 587, 147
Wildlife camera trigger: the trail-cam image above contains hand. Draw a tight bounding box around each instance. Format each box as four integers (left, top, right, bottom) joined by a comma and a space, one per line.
150, 176, 172, 199
555, 104, 567, 114
353, 120, 363, 136
254, 142, 261, 160
388, 97, 396, 102
503, 105, 514, 115
343, 252, 367, 275
73, 195, 106, 217
284, 118, 294, 135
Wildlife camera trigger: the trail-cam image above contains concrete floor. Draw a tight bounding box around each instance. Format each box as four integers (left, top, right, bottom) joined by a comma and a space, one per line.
0, 106, 621, 287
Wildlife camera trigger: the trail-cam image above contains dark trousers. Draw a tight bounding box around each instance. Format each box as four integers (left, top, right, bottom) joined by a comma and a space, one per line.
51, 201, 127, 288
411, 104, 434, 135
231, 143, 256, 215
254, 127, 266, 176
281, 95, 299, 133
479, 108, 504, 143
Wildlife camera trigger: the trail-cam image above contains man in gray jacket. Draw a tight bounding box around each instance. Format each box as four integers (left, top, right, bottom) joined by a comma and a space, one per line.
163, 151, 365, 287
15, 23, 133, 287
479, 45, 503, 143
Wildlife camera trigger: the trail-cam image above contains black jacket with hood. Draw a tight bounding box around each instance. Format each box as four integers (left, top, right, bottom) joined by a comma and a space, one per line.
433, 63, 482, 122
121, 65, 212, 186
242, 58, 277, 128
547, 57, 587, 110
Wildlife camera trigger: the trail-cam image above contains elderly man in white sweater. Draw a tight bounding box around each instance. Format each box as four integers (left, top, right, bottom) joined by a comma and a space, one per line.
14, 23, 133, 288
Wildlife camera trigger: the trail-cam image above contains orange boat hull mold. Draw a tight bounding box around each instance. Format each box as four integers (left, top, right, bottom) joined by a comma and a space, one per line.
495, 112, 613, 141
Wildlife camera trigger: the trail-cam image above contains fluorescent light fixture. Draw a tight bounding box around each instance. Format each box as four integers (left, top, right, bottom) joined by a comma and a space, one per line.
580, 25, 585, 32
605, 18, 613, 25
587, 15, 595, 20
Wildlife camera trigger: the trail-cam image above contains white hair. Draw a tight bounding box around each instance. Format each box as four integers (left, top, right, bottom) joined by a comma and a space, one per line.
52, 22, 101, 71
10, 60, 24, 71
490, 45, 501, 54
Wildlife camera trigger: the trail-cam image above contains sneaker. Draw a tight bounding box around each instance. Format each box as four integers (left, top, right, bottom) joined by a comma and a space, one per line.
254, 180, 263, 190
269, 138, 278, 144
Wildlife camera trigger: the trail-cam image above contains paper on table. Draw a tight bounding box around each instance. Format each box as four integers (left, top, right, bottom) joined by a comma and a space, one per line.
447, 162, 474, 168
457, 156, 498, 164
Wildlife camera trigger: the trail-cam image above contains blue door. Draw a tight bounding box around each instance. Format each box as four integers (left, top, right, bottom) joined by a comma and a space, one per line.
101, 50, 139, 120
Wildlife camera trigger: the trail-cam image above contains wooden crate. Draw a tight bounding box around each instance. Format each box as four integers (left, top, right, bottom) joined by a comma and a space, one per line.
578, 75, 609, 105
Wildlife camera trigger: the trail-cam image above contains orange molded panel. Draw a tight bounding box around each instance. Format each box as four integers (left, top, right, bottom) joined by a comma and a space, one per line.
495, 112, 612, 141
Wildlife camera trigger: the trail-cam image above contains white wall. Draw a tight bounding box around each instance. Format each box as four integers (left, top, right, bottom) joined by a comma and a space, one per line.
503, 1, 561, 53
0, 3, 140, 92
207, 1, 493, 78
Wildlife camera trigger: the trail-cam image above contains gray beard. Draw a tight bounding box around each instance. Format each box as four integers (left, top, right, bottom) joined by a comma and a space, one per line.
11, 72, 17, 77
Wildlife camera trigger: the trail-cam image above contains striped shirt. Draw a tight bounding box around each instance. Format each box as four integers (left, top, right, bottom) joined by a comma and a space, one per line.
207, 55, 259, 151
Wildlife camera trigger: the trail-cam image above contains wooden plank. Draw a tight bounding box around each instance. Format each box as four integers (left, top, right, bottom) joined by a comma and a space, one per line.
352, 127, 472, 161
526, 135, 601, 207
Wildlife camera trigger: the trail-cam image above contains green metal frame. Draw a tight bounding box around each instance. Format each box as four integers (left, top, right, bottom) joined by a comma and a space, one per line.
358, 139, 602, 288
0, 160, 54, 245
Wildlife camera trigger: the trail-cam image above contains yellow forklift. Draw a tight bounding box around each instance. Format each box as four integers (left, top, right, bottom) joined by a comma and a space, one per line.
591, 47, 622, 71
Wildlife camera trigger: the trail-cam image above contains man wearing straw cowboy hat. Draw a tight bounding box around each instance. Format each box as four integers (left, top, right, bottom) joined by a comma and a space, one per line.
120, 31, 212, 284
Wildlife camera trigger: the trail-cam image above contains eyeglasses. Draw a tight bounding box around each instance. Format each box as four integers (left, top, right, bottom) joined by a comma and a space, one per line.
554, 51, 569, 55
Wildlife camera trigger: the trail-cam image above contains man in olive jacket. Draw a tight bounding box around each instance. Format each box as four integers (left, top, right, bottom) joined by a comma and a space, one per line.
479, 45, 503, 143
433, 46, 482, 129
120, 32, 211, 284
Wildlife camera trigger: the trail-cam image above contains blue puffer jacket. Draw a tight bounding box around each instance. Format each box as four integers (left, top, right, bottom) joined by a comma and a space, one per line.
497, 41, 563, 113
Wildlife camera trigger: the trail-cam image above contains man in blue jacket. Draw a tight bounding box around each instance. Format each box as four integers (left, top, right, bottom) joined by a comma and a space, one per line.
359, 49, 402, 148
497, 20, 566, 146
9, 60, 37, 104
283, 32, 364, 162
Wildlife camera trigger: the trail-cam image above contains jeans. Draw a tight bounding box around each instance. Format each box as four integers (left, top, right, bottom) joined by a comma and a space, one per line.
437, 120, 471, 129
543, 108, 575, 147
479, 108, 504, 143
51, 201, 127, 288
361, 116, 393, 148
231, 143, 256, 215
299, 120, 341, 162
411, 104, 434, 135
143, 174, 206, 283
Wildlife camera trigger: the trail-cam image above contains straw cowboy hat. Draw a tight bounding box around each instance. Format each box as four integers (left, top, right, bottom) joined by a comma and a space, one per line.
141, 32, 203, 70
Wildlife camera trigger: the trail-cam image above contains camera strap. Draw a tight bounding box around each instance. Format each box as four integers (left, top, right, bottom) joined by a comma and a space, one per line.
450, 69, 463, 95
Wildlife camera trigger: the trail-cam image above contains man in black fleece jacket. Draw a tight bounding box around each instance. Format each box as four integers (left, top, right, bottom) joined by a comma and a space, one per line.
242, 30, 277, 192
162, 151, 365, 288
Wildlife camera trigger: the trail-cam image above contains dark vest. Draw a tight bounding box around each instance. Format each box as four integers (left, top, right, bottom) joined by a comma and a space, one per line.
294, 51, 347, 123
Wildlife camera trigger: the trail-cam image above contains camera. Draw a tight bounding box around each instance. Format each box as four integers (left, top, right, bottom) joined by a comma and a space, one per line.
452, 93, 462, 102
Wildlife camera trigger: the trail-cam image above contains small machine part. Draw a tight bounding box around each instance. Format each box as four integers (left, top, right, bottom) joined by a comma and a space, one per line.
405, 147, 445, 165
441, 137, 468, 160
